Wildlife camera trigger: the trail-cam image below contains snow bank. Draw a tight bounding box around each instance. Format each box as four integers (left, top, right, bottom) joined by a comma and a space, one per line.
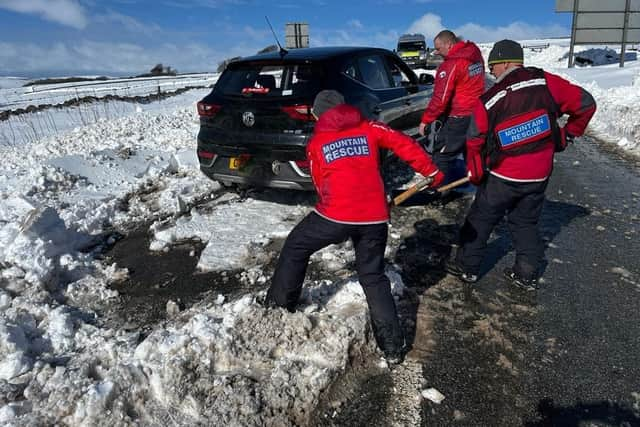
0, 87, 411, 425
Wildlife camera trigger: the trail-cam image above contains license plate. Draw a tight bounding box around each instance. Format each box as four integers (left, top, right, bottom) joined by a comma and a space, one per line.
229, 156, 249, 170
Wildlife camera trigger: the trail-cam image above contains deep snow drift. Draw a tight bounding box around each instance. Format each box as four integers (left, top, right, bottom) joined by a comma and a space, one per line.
1, 39, 640, 425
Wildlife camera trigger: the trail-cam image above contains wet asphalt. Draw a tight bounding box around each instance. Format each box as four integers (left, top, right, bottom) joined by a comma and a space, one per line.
409, 138, 640, 426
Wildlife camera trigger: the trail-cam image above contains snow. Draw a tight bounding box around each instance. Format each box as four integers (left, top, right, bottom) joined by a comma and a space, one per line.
0, 77, 29, 90
421, 387, 446, 404
0, 38, 639, 425
0, 73, 218, 112
149, 197, 304, 271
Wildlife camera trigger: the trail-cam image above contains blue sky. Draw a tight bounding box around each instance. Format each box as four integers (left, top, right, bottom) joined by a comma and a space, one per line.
0, 0, 571, 77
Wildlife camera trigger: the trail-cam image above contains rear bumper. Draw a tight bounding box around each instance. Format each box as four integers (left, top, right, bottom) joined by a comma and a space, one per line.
199, 156, 314, 191
197, 128, 310, 160
206, 171, 313, 190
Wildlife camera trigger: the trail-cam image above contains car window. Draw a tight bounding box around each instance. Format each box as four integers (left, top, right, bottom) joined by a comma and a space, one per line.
343, 62, 357, 80
214, 63, 323, 98
356, 55, 391, 90
386, 57, 413, 88
387, 56, 417, 87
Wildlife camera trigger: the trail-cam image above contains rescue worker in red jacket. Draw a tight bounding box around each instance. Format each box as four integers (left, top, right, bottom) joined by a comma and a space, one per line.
266, 90, 444, 364
418, 30, 485, 185
446, 39, 596, 290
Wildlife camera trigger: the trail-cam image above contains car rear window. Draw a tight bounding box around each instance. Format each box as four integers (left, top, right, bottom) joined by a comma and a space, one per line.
214, 63, 324, 98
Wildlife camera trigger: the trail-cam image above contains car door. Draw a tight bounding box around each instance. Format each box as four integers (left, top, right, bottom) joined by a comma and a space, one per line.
348, 54, 408, 129
383, 54, 433, 137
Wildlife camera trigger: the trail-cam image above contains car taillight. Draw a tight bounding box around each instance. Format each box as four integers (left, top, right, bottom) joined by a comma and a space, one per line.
294, 159, 310, 169
197, 102, 221, 117
197, 149, 217, 160
282, 105, 313, 121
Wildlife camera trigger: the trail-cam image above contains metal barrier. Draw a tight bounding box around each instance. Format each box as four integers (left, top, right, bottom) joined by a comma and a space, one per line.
522, 43, 550, 52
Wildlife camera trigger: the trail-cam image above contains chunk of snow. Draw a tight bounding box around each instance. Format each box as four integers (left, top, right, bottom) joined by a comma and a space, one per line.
422, 387, 445, 404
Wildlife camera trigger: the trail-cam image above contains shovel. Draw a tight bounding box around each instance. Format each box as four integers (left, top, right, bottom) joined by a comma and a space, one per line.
392, 176, 471, 206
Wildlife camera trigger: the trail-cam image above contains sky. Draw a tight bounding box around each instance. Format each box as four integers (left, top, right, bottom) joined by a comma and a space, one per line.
0, 0, 572, 77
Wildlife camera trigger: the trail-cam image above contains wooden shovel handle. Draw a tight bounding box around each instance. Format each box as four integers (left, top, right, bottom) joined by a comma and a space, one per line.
436, 176, 471, 193
392, 177, 433, 206
392, 176, 470, 206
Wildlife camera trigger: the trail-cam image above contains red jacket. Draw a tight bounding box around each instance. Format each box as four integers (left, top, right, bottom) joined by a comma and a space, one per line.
308, 104, 440, 223
467, 68, 597, 182
421, 41, 485, 124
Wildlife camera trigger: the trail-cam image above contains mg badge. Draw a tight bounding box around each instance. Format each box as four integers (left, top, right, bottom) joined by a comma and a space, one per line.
242, 111, 255, 127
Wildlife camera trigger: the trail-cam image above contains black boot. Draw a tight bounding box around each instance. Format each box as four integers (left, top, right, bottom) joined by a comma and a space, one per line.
445, 259, 478, 283
383, 338, 407, 366
503, 267, 538, 291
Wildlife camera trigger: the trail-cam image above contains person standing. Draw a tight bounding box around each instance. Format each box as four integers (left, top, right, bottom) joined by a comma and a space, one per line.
418, 30, 485, 184
266, 90, 444, 364
446, 39, 596, 290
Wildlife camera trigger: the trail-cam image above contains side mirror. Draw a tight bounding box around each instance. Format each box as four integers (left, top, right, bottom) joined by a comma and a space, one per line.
419, 73, 434, 85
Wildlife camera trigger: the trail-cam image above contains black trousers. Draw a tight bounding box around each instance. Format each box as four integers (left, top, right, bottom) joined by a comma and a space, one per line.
433, 116, 471, 184
456, 174, 548, 280
266, 212, 404, 354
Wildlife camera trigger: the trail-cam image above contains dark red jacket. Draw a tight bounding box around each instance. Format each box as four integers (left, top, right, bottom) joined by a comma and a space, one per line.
308, 104, 440, 223
467, 67, 596, 182
420, 41, 485, 124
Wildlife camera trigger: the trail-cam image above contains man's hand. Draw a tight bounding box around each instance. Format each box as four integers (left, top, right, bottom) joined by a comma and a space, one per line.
418, 122, 428, 136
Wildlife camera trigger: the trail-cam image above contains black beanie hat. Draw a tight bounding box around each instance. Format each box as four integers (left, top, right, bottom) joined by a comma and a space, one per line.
488, 39, 524, 65
312, 90, 345, 117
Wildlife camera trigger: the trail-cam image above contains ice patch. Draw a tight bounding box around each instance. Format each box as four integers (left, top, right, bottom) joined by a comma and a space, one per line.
611, 266, 632, 278
422, 387, 446, 404
149, 198, 306, 271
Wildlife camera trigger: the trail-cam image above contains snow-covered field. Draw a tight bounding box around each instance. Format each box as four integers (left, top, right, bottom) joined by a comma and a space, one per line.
1, 39, 639, 425
0, 73, 218, 112
0, 89, 215, 146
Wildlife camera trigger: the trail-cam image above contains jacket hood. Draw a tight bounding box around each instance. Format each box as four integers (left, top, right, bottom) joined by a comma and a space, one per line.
314, 104, 364, 132
447, 40, 483, 64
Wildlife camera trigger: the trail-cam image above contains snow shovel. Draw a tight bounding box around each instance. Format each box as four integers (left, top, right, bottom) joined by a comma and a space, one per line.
392, 176, 470, 206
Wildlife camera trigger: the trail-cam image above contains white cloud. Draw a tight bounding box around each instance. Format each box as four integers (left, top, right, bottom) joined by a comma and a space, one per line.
161, 0, 244, 8
94, 11, 162, 36
348, 19, 364, 30
0, 40, 258, 76
407, 13, 569, 44
312, 28, 400, 50
0, 0, 88, 29
242, 25, 272, 44
406, 13, 444, 40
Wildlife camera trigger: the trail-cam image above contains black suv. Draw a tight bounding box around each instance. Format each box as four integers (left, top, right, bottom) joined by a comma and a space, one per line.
197, 46, 434, 190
